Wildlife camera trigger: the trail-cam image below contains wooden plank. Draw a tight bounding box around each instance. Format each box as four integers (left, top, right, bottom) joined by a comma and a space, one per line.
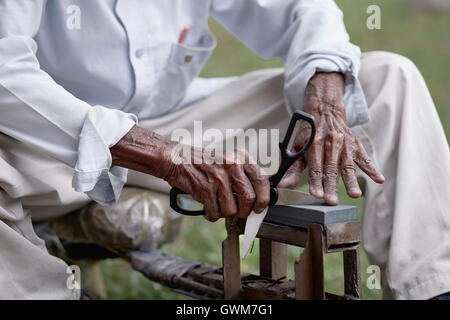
343, 247, 362, 299
258, 222, 308, 247
176, 277, 223, 298
326, 221, 360, 248
326, 243, 360, 253
189, 270, 224, 289
295, 224, 325, 300
259, 239, 287, 279
229, 217, 245, 235
222, 218, 242, 300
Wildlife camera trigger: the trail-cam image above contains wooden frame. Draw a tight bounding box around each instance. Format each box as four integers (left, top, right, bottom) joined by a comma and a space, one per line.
221, 216, 361, 300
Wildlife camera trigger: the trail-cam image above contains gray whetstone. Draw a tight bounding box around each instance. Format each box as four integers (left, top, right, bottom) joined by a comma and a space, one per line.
264, 204, 358, 229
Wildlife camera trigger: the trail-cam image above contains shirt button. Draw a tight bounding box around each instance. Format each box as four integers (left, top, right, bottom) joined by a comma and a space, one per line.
135, 49, 146, 58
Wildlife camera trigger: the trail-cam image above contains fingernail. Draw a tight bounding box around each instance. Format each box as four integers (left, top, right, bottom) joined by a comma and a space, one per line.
254, 207, 264, 213
350, 188, 362, 197
313, 189, 324, 198
325, 195, 338, 205
374, 174, 385, 184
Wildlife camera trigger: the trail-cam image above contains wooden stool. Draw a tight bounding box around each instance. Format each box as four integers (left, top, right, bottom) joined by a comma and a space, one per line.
222, 204, 362, 300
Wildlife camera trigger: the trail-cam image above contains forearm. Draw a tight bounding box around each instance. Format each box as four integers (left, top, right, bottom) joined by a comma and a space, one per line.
279, 1, 366, 127
110, 125, 176, 180
304, 72, 346, 118
306, 72, 345, 103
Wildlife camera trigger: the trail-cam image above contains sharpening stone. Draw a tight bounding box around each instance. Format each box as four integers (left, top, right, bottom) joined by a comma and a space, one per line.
264, 204, 358, 229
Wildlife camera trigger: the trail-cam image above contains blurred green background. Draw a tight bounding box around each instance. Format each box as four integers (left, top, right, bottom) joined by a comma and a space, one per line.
98, 0, 450, 300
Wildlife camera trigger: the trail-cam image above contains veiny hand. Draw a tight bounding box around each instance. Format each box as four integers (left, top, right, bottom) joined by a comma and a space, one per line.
110, 126, 270, 222
167, 146, 270, 222
279, 72, 385, 205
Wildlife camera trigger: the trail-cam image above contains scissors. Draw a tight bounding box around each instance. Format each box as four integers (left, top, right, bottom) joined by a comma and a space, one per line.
169, 110, 316, 216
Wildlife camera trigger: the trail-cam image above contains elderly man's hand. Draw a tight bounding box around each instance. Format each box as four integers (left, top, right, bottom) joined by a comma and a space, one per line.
167, 145, 270, 222
110, 126, 270, 222
279, 72, 385, 205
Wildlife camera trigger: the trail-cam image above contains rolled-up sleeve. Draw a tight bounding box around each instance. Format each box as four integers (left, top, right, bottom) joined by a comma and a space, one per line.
0, 0, 136, 205
211, 0, 369, 127
72, 106, 136, 205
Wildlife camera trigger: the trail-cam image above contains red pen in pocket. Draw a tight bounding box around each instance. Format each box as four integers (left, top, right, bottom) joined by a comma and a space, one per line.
178, 25, 190, 44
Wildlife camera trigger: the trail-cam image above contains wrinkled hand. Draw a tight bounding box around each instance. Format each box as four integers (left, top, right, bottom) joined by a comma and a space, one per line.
279, 72, 384, 205
167, 146, 270, 222
110, 126, 270, 222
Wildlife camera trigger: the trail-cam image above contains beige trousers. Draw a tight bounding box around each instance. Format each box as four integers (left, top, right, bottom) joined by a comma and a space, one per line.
0, 51, 449, 299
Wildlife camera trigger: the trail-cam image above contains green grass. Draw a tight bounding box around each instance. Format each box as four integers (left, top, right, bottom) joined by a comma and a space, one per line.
98, 0, 449, 300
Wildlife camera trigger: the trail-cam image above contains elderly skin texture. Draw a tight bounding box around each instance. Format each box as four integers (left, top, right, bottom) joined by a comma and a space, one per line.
110, 126, 270, 221
279, 72, 385, 204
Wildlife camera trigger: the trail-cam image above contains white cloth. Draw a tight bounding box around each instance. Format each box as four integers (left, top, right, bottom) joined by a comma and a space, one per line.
355, 52, 450, 300
0, 0, 365, 205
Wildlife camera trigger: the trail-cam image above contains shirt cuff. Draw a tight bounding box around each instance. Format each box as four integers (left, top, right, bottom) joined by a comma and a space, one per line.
284, 55, 370, 127
72, 105, 138, 206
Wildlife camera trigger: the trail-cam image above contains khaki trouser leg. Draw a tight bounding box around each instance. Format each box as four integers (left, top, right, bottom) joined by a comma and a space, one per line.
0, 133, 90, 299
355, 52, 450, 299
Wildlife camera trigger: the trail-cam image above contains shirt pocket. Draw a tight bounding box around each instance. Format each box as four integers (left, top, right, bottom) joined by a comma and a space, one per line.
152, 28, 217, 115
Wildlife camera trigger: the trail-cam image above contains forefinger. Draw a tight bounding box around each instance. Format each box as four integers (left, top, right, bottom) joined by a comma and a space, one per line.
307, 117, 327, 198
244, 163, 270, 213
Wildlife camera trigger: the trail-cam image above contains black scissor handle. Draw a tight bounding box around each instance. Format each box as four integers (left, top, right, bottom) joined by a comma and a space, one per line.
170, 187, 278, 216
170, 187, 203, 216
169, 111, 316, 216
269, 111, 316, 187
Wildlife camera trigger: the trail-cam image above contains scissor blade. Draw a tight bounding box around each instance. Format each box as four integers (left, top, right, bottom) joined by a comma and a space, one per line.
241, 189, 319, 258
276, 188, 318, 206
241, 207, 268, 259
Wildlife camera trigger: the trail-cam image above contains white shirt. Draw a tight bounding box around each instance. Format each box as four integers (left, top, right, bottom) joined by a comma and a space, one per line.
0, 0, 368, 205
